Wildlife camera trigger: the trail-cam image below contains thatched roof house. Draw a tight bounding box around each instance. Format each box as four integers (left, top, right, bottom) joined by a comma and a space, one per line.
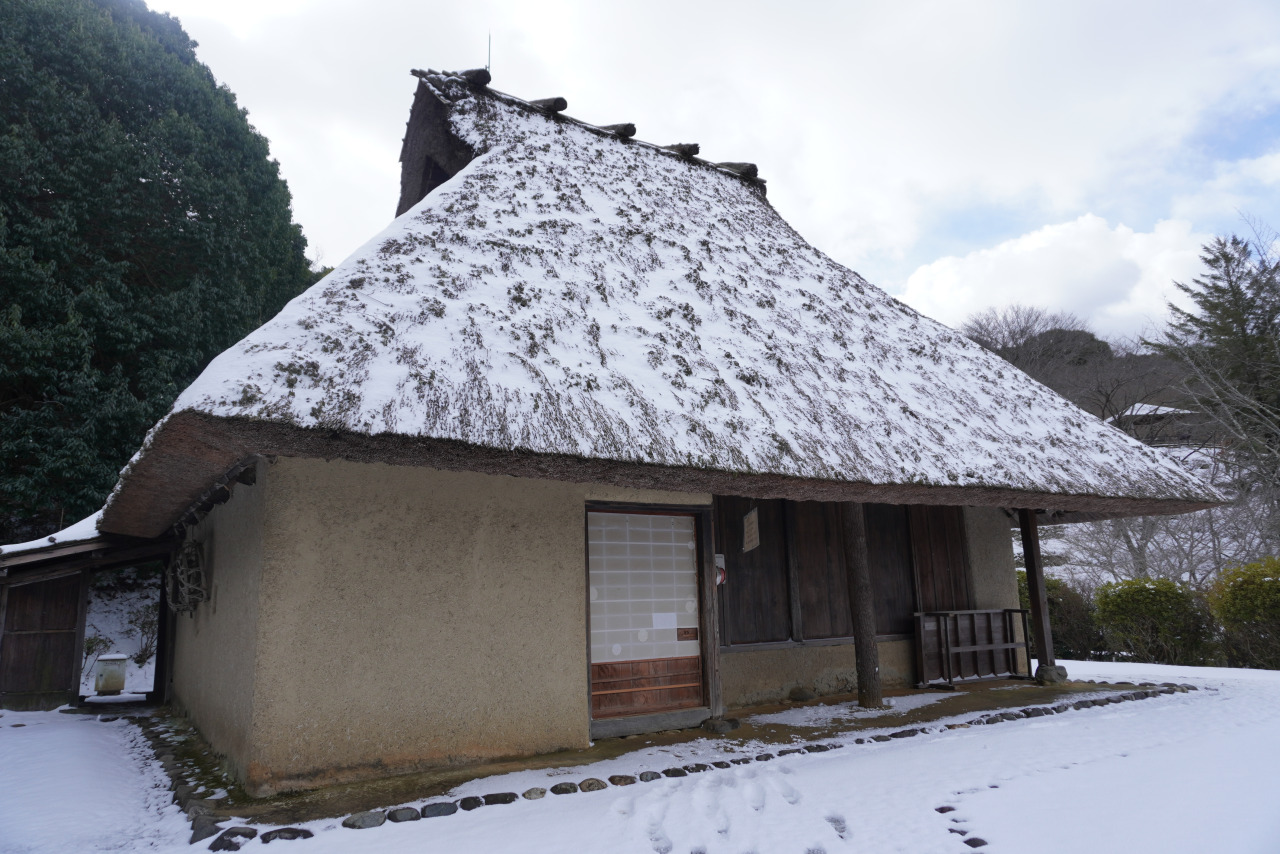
5, 69, 1217, 793
101, 70, 1213, 539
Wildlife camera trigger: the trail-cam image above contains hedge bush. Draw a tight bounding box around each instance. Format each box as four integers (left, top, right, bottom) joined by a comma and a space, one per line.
1208, 557, 1280, 669
1016, 571, 1103, 661
1095, 578, 1216, 665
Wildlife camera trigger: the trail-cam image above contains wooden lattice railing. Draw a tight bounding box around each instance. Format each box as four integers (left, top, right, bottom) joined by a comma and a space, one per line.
914, 609, 1033, 687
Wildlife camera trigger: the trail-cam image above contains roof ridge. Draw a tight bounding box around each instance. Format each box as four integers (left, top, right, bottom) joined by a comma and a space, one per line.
414, 68, 767, 193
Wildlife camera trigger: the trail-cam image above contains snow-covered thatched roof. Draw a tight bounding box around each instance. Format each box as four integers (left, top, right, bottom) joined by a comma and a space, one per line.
100, 70, 1218, 538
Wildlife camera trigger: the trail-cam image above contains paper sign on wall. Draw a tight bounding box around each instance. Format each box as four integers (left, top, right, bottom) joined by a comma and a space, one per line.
743, 507, 759, 552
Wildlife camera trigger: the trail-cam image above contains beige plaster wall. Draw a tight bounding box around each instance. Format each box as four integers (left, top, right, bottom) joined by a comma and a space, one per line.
964, 506, 1019, 610
964, 505, 1029, 671
719, 638, 914, 708
171, 458, 268, 773
239, 458, 709, 795
877, 638, 916, 687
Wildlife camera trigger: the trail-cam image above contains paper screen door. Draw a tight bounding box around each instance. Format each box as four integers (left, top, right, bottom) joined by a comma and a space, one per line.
587, 512, 705, 718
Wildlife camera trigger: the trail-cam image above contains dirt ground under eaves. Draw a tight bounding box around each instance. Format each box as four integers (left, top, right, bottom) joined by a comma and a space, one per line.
126, 678, 1140, 827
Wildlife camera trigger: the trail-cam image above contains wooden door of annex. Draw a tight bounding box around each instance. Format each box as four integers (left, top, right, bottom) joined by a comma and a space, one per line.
0, 573, 87, 710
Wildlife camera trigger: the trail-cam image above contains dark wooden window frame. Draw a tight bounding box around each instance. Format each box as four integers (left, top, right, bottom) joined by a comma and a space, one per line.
583, 501, 723, 736
716, 500, 974, 652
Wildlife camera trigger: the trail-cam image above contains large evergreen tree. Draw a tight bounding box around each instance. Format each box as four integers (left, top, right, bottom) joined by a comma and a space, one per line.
1, 0, 314, 541
1153, 237, 1280, 473
1149, 234, 1280, 556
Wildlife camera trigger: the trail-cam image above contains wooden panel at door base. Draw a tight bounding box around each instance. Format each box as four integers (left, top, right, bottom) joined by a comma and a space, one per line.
591, 656, 705, 718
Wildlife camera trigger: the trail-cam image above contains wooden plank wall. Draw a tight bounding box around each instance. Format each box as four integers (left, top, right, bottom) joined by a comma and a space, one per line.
590, 656, 704, 718
715, 497, 791, 644
0, 574, 83, 710
864, 503, 916, 636
908, 505, 973, 613
716, 499, 975, 648
787, 502, 853, 640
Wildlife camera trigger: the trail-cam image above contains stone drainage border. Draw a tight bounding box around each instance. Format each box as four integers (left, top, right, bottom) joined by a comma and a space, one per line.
149, 681, 1197, 849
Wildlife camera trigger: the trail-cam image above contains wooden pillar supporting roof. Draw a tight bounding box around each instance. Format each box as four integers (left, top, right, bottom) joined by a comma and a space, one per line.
1018, 509, 1068, 683
841, 502, 885, 708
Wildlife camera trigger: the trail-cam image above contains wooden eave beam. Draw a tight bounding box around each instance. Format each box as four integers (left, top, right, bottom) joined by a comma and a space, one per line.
1, 540, 176, 586
0, 538, 119, 568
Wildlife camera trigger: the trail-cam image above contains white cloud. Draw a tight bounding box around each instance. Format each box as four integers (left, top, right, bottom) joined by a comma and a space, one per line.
142, 0, 1280, 300
897, 216, 1211, 339
1172, 148, 1280, 226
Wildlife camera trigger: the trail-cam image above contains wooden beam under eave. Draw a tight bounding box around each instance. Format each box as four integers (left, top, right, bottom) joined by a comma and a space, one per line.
1018, 508, 1067, 682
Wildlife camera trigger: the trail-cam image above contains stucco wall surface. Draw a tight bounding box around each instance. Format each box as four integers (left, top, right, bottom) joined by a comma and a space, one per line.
240, 457, 708, 795
964, 506, 1019, 610
964, 505, 1029, 671
719, 638, 913, 708
172, 458, 267, 773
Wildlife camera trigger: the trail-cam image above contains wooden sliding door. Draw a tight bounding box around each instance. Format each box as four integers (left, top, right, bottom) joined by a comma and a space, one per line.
587, 512, 705, 719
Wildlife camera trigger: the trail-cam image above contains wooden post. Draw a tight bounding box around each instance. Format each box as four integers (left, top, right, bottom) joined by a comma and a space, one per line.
150, 576, 175, 705
697, 507, 724, 719
71, 570, 91, 706
841, 502, 884, 708
0, 581, 8, 705
1018, 509, 1066, 682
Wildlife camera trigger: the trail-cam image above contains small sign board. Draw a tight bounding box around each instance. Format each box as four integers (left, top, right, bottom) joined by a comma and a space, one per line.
743, 507, 760, 552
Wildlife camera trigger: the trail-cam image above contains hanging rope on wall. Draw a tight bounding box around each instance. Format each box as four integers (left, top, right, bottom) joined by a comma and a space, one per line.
166, 538, 208, 614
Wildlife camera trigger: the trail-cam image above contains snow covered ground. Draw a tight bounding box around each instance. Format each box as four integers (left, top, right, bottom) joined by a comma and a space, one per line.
2, 661, 1278, 854
80, 569, 159, 696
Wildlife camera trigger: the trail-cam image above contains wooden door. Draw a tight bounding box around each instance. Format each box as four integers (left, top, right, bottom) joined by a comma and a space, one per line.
908, 505, 972, 613
786, 501, 853, 640
587, 512, 705, 719
0, 573, 87, 710
865, 503, 917, 636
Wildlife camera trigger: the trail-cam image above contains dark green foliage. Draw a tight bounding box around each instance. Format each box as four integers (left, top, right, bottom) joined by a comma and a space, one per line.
1159, 236, 1280, 401
1095, 578, 1217, 665
1209, 557, 1280, 669
1150, 235, 1280, 548
0, 0, 312, 541
1016, 570, 1103, 661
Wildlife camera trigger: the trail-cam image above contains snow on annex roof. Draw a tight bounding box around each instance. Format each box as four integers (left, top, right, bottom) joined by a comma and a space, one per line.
101, 70, 1218, 537
0, 511, 103, 559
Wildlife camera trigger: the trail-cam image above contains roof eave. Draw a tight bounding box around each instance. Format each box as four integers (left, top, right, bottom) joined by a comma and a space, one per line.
99, 411, 1221, 540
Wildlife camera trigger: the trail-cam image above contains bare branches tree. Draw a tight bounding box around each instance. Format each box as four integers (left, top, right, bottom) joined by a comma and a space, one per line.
961, 304, 1185, 422
968, 269, 1280, 593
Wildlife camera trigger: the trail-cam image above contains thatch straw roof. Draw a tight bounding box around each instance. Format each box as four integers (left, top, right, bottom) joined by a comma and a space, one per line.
100, 70, 1219, 538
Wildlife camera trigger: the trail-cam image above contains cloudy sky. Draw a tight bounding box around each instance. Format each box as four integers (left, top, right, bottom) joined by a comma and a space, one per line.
148, 0, 1280, 340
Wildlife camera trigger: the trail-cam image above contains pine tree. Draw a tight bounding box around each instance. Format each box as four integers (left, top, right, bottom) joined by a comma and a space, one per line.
0, 0, 314, 541
1151, 234, 1280, 553
1163, 236, 1280, 398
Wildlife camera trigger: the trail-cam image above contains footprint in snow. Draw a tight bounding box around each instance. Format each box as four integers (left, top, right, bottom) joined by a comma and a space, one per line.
648, 828, 673, 854
825, 815, 849, 840
743, 779, 766, 812
770, 775, 802, 805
